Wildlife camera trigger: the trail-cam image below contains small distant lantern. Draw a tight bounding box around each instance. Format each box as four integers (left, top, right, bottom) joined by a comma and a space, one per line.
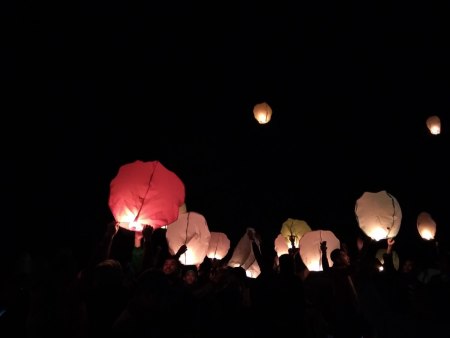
376, 249, 400, 271
274, 234, 290, 257
426, 115, 441, 135
417, 211, 437, 240
280, 218, 311, 249
206, 232, 231, 260
299, 230, 340, 272
253, 102, 272, 124
355, 190, 402, 241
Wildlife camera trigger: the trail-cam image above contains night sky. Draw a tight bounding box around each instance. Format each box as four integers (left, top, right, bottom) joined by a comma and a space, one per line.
3, 1, 449, 265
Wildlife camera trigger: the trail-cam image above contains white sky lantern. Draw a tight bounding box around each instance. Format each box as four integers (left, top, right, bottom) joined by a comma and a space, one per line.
206, 232, 231, 260
274, 234, 290, 257
166, 211, 211, 266
355, 190, 402, 241
299, 230, 340, 272
417, 211, 437, 240
227, 228, 261, 278
376, 248, 400, 271
426, 115, 441, 135
253, 102, 272, 124
280, 218, 311, 249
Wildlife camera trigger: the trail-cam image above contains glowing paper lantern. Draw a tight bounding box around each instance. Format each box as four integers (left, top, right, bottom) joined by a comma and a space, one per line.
355, 191, 402, 241
109, 160, 185, 231
206, 232, 231, 260
227, 229, 261, 278
280, 218, 311, 249
166, 211, 211, 266
426, 115, 441, 135
417, 211, 437, 240
299, 230, 340, 271
376, 249, 400, 271
253, 102, 272, 124
274, 234, 289, 257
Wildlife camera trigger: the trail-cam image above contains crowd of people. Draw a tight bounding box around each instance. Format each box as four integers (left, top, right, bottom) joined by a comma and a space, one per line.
1, 221, 448, 338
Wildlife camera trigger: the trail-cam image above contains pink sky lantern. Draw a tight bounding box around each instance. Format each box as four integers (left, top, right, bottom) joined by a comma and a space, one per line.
426, 115, 441, 135
274, 234, 290, 257
355, 190, 402, 241
166, 211, 211, 266
227, 228, 261, 278
299, 230, 340, 272
417, 211, 437, 240
108, 160, 185, 231
206, 232, 231, 260
280, 218, 311, 249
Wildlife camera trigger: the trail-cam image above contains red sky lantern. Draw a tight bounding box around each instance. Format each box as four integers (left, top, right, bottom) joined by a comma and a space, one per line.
108, 160, 185, 231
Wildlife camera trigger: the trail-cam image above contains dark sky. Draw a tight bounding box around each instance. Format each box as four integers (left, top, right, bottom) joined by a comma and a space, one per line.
3, 1, 449, 263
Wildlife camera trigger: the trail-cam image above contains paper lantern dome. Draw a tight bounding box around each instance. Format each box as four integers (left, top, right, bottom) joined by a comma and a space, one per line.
274, 234, 290, 257
227, 229, 261, 278
253, 102, 272, 124
166, 211, 211, 266
417, 211, 437, 240
426, 115, 441, 135
280, 218, 311, 249
299, 230, 340, 272
355, 191, 402, 241
206, 232, 231, 260
108, 160, 185, 231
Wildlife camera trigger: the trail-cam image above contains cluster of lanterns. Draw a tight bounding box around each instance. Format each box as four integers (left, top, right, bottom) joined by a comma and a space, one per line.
108, 160, 439, 278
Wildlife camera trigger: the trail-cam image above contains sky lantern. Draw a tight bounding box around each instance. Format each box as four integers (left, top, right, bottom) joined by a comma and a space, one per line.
108, 160, 185, 231
253, 102, 272, 124
280, 218, 311, 249
166, 211, 211, 266
417, 211, 437, 240
426, 115, 441, 135
299, 230, 340, 272
227, 228, 261, 278
274, 234, 290, 257
206, 232, 231, 260
376, 248, 400, 271
355, 190, 402, 241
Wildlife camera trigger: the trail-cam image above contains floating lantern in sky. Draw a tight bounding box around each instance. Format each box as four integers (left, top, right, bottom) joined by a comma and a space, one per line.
426, 115, 441, 135
299, 230, 340, 272
280, 218, 311, 249
206, 232, 231, 260
228, 228, 261, 278
253, 102, 272, 124
355, 190, 402, 241
376, 248, 400, 271
417, 211, 437, 240
166, 211, 211, 266
109, 160, 185, 231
